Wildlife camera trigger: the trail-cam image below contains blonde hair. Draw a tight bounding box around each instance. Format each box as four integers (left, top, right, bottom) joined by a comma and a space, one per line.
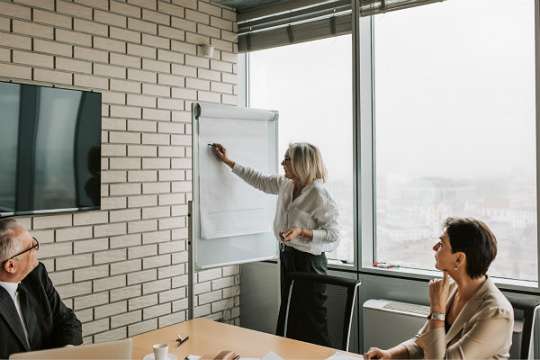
287, 143, 327, 185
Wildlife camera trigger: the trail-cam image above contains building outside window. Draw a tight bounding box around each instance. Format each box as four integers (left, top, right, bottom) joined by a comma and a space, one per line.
371, 0, 537, 282
244, 0, 538, 286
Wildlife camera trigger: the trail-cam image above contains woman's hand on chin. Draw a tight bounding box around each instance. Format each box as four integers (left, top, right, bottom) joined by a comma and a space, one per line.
429, 271, 450, 312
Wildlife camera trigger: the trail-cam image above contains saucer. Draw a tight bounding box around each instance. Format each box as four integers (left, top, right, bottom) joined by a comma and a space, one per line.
142, 353, 177, 360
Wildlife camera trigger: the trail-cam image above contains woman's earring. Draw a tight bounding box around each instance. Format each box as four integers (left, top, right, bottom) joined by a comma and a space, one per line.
454, 264, 459, 270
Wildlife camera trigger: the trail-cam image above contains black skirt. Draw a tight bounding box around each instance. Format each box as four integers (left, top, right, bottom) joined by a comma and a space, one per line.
275, 245, 331, 347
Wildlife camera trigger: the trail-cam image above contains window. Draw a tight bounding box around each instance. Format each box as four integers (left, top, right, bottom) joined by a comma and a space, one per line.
369, 0, 537, 281
248, 35, 355, 264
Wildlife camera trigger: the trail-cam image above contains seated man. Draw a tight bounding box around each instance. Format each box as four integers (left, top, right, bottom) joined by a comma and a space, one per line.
0, 218, 82, 358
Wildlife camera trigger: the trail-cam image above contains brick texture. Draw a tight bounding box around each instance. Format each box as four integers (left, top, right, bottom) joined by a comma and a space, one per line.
0, 0, 239, 342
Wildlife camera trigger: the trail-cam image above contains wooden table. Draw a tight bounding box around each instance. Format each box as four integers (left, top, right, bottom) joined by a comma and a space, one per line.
132, 318, 358, 359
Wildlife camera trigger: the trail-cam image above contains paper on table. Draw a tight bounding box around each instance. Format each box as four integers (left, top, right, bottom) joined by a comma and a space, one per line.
185, 351, 283, 360
199, 116, 275, 240
260, 352, 283, 360
325, 350, 364, 360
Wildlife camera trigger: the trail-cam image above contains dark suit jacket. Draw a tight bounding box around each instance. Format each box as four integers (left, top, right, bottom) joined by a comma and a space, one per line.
0, 262, 82, 359
401, 278, 514, 359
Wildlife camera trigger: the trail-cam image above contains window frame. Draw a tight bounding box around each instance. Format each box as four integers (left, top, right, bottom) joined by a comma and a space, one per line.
243, 38, 358, 270
243, 0, 540, 292
354, 0, 540, 292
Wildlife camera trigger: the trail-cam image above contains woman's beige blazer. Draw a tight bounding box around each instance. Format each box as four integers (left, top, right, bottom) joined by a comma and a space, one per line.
400, 277, 514, 359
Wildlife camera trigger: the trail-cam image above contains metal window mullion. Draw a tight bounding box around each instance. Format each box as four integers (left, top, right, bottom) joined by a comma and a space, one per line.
367, 17, 377, 266
239, 53, 249, 108
352, 0, 361, 270
354, 0, 376, 269
531, 0, 540, 291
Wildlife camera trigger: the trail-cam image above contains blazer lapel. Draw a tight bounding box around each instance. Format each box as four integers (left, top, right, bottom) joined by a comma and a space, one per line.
0, 287, 30, 351
445, 278, 490, 344
18, 283, 39, 349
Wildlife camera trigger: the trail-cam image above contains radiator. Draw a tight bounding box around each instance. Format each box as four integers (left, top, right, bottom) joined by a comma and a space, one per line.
362, 299, 523, 358
363, 299, 429, 351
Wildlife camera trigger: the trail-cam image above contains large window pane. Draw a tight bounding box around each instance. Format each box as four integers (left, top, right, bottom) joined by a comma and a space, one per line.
249, 35, 355, 264
374, 0, 537, 281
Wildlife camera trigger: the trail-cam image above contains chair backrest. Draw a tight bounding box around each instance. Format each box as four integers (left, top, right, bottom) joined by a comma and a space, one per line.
9, 338, 133, 360
284, 271, 361, 351
506, 294, 540, 359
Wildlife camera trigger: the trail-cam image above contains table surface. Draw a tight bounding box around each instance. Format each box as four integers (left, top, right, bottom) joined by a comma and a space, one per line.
131, 318, 359, 359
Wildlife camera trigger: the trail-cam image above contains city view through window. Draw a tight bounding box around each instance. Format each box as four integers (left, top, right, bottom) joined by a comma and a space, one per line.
374, 0, 537, 281
249, 35, 355, 264
248, 0, 537, 282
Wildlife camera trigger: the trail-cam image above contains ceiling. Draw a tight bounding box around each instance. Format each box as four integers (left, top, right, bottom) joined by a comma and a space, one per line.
212, 0, 289, 11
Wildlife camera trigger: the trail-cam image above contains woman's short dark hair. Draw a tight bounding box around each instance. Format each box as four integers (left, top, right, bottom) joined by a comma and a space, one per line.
443, 217, 497, 278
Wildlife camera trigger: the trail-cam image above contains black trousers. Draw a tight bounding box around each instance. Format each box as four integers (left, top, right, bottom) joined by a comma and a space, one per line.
275, 245, 331, 347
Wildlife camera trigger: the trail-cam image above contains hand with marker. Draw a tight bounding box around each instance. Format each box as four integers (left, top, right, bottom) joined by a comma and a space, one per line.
209, 143, 235, 169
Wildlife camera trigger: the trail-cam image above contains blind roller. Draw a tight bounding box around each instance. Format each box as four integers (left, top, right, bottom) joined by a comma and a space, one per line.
238, 0, 445, 53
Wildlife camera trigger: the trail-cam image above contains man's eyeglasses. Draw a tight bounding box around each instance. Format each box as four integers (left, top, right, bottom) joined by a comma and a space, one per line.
1, 237, 39, 265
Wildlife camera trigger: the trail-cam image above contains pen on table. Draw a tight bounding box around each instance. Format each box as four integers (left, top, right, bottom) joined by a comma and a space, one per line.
176, 334, 189, 347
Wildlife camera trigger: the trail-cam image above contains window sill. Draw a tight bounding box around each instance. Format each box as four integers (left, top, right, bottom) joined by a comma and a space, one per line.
359, 265, 539, 294
259, 260, 539, 293
328, 258, 356, 269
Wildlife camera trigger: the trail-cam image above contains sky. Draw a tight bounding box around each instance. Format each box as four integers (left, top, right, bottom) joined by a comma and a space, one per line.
246, 0, 537, 271
249, 0, 535, 181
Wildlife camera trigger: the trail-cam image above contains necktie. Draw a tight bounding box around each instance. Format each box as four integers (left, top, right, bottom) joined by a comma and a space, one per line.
17, 284, 34, 348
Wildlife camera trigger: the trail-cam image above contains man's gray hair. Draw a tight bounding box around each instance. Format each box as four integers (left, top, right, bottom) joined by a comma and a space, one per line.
0, 218, 23, 262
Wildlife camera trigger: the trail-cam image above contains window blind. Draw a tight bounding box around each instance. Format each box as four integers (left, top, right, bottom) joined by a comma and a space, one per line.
238, 0, 446, 52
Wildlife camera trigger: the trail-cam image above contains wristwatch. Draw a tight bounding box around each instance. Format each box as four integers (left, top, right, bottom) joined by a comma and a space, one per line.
428, 311, 446, 321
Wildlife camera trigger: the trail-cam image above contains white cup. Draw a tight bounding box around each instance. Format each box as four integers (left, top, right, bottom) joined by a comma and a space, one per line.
152, 344, 168, 360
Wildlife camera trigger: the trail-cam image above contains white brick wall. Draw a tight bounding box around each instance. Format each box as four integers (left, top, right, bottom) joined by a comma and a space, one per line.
0, 0, 240, 343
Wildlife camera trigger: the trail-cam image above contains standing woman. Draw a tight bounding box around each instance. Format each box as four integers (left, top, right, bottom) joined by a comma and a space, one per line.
211, 142, 340, 346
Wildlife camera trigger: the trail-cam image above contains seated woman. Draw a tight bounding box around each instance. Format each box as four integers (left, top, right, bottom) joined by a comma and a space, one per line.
366, 217, 514, 360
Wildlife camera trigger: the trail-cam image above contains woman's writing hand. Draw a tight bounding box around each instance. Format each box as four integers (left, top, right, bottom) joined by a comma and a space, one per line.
279, 227, 303, 241
429, 271, 450, 312
210, 143, 235, 168
365, 347, 392, 360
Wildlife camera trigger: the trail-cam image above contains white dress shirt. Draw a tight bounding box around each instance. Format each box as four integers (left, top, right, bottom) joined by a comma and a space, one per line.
0, 281, 30, 346
232, 164, 340, 255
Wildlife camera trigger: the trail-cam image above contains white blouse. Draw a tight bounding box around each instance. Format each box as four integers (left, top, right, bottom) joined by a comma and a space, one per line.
232, 164, 340, 255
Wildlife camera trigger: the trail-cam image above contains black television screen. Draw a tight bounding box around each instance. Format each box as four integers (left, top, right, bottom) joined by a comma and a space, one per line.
0, 81, 101, 216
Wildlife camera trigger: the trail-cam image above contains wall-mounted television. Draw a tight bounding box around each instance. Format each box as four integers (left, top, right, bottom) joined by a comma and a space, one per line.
0, 81, 101, 217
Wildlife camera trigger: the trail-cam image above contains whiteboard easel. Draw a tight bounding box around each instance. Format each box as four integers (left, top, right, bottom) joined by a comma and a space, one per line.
191, 102, 280, 270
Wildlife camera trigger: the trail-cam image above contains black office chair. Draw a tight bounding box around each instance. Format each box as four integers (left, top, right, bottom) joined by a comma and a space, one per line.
283, 271, 361, 351
506, 294, 540, 359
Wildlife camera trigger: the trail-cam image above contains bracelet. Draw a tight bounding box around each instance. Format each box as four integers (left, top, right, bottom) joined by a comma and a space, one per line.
427, 311, 446, 321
